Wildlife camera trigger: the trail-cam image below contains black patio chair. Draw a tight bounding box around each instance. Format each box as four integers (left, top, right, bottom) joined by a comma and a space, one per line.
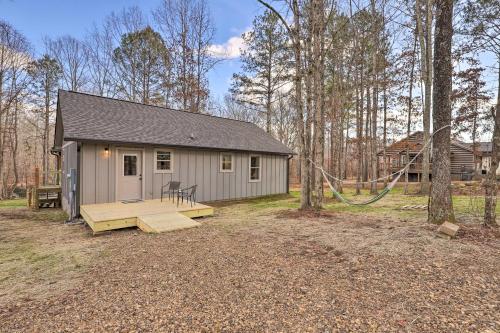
177, 185, 197, 207
161, 181, 181, 202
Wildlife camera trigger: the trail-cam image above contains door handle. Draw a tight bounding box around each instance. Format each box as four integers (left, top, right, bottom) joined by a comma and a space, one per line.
139, 174, 142, 181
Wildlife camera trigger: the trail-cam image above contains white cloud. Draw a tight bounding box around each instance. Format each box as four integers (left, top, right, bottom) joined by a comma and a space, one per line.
208, 34, 247, 59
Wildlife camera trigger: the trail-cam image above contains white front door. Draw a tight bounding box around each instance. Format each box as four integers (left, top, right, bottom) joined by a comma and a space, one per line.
117, 150, 142, 201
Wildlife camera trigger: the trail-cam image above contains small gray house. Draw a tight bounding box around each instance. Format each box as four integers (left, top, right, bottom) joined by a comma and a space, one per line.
53, 90, 293, 219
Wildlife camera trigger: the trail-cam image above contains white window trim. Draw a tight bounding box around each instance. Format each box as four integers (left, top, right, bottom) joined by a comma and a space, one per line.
154, 149, 174, 174
220, 152, 234, 173
123, 153, 138, 177
249, 154, 261, 182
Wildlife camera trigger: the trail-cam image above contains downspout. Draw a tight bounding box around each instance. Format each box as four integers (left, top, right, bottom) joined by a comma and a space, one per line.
76, 142, 81, 217
50, 147, 62, 185
287, 154, 293, 194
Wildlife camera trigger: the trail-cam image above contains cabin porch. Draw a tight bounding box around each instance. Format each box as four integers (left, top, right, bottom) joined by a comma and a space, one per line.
80, 199, 214, 234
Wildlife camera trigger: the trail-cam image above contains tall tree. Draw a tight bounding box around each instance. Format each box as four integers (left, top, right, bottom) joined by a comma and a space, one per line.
85, 22, 115, 97
452, 57, 491, 172
0, 20, 32, 198
28, 55, 61, 185
113, 26, 169, 105
45, 35, 88, 91
311, 0, 327, 209
230, 10, 291, 134
257, 0, 312, 209
428, 0, 454, 224
485, 102, 500, 226
154, 0, 217, 112
462, 0, 500, 226
415, 0, 434, 194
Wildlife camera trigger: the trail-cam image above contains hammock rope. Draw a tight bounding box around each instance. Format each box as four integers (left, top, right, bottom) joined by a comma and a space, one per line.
310, 125, 451, 206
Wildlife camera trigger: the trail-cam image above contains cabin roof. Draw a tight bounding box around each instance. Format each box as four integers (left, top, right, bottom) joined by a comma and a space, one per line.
55, 90, 293, 155
380, 131, 477, 155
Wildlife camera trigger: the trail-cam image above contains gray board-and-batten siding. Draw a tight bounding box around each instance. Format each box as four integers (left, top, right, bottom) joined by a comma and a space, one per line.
62, 141, 288, 212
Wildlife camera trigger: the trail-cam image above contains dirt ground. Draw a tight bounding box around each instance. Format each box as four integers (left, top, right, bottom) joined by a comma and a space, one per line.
0, 194, 499, 332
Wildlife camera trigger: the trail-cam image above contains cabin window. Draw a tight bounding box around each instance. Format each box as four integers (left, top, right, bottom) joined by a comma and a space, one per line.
123, 154, 137, 176
154, 149, 173, 173
249, 155, 261, 182
220, 153, 234, 172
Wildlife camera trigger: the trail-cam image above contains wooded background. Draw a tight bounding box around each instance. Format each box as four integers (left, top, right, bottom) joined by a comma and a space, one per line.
0, 0, 498, 223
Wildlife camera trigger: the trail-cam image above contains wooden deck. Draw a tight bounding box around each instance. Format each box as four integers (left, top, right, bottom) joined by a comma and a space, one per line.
80, 199, 213, 233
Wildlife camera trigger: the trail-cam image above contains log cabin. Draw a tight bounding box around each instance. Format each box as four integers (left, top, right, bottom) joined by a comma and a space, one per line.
378, 131, 479, 182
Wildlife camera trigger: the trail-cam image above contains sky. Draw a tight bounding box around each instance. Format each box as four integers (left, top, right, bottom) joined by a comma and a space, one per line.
0, 0, 264, 100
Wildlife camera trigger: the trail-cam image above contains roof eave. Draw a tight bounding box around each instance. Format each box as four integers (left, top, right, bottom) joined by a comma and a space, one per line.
64, 137, 294, 156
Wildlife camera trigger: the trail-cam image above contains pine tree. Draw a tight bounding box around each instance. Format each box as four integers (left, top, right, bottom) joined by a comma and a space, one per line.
452, 57, 492, 173
113, 26, 169, 106
28, 55, 61, 185
230, 10, 291, 134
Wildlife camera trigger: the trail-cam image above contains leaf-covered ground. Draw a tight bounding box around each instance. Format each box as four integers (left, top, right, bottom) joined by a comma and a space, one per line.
0, 190, 499, 332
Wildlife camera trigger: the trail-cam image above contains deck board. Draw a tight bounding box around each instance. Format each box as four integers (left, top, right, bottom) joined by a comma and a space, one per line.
80, 199, 213, 233
137, 212, 201, 233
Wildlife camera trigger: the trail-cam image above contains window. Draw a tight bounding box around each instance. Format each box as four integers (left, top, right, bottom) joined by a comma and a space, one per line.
123, 154, 137, 176
249, 155, 261, 182
220, 153, 234, 172
154, 150, 173, 173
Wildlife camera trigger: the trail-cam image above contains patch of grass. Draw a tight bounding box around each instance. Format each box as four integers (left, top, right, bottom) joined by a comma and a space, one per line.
244, 189, 498, 220
0, 208, 67, 222
0, 241, 66, 284
0, 199, 27, 208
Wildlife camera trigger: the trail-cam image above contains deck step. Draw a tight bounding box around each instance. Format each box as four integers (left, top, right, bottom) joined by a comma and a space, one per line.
137, 212, 201, 233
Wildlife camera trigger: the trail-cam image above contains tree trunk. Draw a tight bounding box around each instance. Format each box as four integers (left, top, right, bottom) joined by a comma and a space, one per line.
363, 85, 370, 183
369, 0, 378, 195
405, 34, 418, 195
415, 0, 433, 195
356, 73, 363, 195
382, 69, 388, 188
429, 0, 455, 224
370, 85, 378, 194
43, 73, 50, 185
311, 0, 325, 209
484, 59, 500, 226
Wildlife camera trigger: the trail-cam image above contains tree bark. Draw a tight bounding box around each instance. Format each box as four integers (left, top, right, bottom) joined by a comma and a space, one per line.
484, 59, 500, 226
429, 0, 455, 224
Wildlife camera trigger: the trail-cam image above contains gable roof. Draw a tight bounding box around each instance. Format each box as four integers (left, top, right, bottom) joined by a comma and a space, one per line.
381, 131, 476, 155
55, 90, 293, 155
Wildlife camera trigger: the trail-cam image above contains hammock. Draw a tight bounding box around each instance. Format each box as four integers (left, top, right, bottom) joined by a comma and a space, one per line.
309, 124, 451, 206
319, 166, 404, 206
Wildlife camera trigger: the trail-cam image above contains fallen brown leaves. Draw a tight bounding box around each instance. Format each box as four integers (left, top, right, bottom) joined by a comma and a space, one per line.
0, 206, 499, 332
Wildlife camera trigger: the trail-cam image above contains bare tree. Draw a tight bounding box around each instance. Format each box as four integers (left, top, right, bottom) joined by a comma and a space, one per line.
45, 35, 88, 91
153, 0, 217, 112
214, 94, 260, 123
0, 20, 32, 198
85, 22, 115, 96
274, 93, 297, 147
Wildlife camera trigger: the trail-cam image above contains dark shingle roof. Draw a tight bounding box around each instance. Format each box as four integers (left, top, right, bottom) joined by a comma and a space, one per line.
58, 90, 293, 155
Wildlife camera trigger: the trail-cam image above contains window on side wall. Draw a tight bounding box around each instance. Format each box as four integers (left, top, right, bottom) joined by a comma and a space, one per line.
220, 153, 234, 172
155, 150, 173, 173
249, 155, 261, 182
